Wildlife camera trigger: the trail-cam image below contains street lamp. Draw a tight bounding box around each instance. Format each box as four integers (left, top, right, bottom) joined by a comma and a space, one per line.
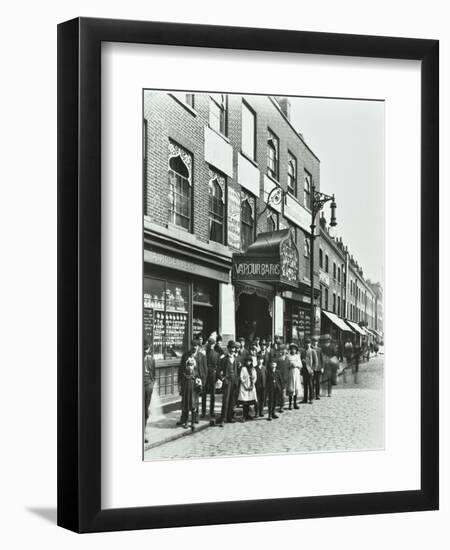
309, 184, 337, 338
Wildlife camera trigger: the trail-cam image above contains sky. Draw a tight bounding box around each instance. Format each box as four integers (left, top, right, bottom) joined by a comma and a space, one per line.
289, 97, 385, 286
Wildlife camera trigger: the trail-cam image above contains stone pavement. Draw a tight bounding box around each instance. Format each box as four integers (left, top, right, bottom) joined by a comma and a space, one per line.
145, 354, 384, 461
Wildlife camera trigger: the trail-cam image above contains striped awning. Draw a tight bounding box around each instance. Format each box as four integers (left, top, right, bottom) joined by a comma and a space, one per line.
322, 310, 353, 332
345, 320, 366, 335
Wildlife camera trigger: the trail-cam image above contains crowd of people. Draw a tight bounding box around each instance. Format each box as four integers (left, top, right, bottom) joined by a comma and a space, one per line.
160, 332, 372, 431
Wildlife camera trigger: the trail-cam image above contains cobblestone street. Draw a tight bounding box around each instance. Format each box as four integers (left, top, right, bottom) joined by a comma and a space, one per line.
145, 354, 384, 461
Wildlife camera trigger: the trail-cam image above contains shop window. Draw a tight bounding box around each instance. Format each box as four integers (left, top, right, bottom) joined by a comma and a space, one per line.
267, 129, 279, 180
209, 94, 227, 135
208, 177, 225, 244
144, 277, 189, 362
241, 197, 255, 251
168, 152, 192, 230
304, 170, 312, 210
193, 280, 218, 342
287, 152, 297, 195
242, 101, 256, 160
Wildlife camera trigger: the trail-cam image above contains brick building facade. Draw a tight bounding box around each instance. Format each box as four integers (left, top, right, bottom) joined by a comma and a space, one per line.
143, 91, 322, 396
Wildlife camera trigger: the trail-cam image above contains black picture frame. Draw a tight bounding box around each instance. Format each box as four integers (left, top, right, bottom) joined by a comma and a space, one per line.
57, 17, 439, 533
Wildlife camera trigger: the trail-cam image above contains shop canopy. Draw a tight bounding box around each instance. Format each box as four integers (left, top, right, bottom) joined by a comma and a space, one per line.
322, 310, 353, 332
345, 320, 366, 336
232, 228, 299, 289
369, 328, 383, 339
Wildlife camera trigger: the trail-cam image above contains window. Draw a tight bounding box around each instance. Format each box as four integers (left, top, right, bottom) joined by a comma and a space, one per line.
304, 170, 312, 209
168, 151, 192, 230
267, 212, 278, 232
209, 94, 227, 135
172, 92, 195, 109
325, 288, 329, 310
242, 101, 256, 160
208, 177, 225, 244
304, 235, 310, 257
337, 267, 341, 283
325, 254, 329, 273
319, 248, 323, 269
337, 296, 341, 316
333, 262, 336, 280
267, 129, 279, 180
333, 293, 336, 313
241, 197, 255, 251
287, 152, 297, 195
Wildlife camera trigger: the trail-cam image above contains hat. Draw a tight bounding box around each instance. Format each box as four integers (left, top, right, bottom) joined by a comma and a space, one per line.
227, 340, 237, 349
303, 337, 311, 345
207, 336, 216, 344
250, 342, 258, 349
320, 334, 331, 342
289, 342, 299, 350
260, 339, 267, 346
191, 338, 201, 347
238, 336, 246, 342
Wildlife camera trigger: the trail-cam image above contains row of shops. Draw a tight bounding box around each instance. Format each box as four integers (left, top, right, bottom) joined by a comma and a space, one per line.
144, 224, 382, 398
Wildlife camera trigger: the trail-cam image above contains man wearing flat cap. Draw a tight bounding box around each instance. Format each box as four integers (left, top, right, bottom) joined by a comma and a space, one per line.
202, 336, 220, 424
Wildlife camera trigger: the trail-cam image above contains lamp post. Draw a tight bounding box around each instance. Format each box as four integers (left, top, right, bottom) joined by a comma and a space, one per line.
309, 184, 337, 339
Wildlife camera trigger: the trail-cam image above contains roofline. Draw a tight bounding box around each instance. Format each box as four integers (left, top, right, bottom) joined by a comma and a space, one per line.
268, 96, 321, 163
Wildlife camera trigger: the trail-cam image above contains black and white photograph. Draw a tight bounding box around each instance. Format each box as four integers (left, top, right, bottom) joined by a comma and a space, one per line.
143, 91, 385, 461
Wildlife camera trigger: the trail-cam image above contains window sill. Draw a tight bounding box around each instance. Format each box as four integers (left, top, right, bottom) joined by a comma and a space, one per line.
240, 150, 258, 168
169, 94, 198, 117
207, 124, 230, 143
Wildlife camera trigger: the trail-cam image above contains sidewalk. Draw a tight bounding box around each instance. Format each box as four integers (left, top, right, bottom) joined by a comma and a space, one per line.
144, 355, 378, 451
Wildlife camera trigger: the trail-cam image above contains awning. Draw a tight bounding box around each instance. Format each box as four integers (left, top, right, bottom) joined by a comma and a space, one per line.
345, 320, 366, 335
322, 310, 353, 332
232, 229, 300, 289
369, 328, 383, 339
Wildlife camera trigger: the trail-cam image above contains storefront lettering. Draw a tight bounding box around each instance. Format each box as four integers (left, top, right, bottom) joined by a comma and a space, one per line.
234, 262, 280, 277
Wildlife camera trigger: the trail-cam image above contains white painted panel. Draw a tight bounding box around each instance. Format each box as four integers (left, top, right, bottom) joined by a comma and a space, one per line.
238, 153, 260, 196
204, 126, 233, 177
274, 295, 284, 337
284, 194, 312, 234
219, 282, 235, 342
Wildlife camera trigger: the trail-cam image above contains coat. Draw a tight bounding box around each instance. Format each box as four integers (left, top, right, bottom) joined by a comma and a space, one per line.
313, 346, 323, 371
287, 353, 302, 395
219, 353, 239, 385
276, 355, 290, 388
181, 360, 200, 411
255, 364, 267, 390
204, 345, 220, 393
266, 368, 283, 393
178, 350, 207, 392
238, 366, 257, 403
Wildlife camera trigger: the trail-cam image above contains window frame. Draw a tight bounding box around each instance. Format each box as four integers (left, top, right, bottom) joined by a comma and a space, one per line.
241, 100, 256, 161
266, 128, 280, 181
287, 151, 297, 196
208, 175, 226, 244
168, 148, 193, 232
209, 94, 227, 136
240, 195, 256, 251
304, 169, 312, 210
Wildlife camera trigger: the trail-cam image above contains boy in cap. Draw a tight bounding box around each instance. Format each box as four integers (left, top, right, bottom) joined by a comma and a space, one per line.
266, 360, 283, 420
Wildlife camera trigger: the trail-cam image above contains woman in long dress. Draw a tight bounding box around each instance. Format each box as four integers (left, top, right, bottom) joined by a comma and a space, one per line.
287, 343, 302, 409
238, 356, 257, 421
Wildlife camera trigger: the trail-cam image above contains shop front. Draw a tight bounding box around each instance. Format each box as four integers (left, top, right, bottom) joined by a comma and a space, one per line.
321, 309, 354, 345
232, 228, 300, 343
144, 227, 231, 399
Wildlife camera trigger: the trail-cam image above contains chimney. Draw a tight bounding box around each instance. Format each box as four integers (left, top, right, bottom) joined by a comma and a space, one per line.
275, 96, 291, 121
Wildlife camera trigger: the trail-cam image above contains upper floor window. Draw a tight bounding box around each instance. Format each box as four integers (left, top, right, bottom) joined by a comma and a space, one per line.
168, 148, 192, 231
337, 266, 341, 283
241, 196, 255, 251
337, 296, 341, 316
287, 152, 297, 195
333, 262, 337, 280
267, 211, 278, 233
242, 101, 256, 160
332, 293, 336, 313
208, 176, 225, 244
304, 170, 312, 210
324, 288, 329, 310
209, 94, 227, 135
267, 129, 279, 180
325, 254, 329, 273
319, 248, 323, 269
172, 92, 195, 109
304, 235, 310, 257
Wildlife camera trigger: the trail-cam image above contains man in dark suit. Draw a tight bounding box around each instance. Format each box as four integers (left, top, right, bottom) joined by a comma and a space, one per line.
202, 336, 220, 424
177, 339, 207, 425
216, 340, 239, 426
255, 354, 267, 417
266, 359, 283, 420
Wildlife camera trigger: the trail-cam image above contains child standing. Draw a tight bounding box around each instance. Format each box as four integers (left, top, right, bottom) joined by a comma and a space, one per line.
266, 360, 283, 421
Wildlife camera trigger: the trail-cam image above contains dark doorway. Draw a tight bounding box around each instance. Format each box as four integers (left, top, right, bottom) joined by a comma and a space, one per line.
236, 292, 272, 341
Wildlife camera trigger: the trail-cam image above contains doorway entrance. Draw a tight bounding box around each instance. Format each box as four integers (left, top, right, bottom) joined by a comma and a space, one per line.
236, 292, 272, 341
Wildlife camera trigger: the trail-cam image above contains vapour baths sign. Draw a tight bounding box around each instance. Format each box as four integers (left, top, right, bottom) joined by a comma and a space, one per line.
233, 258, 282, 280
